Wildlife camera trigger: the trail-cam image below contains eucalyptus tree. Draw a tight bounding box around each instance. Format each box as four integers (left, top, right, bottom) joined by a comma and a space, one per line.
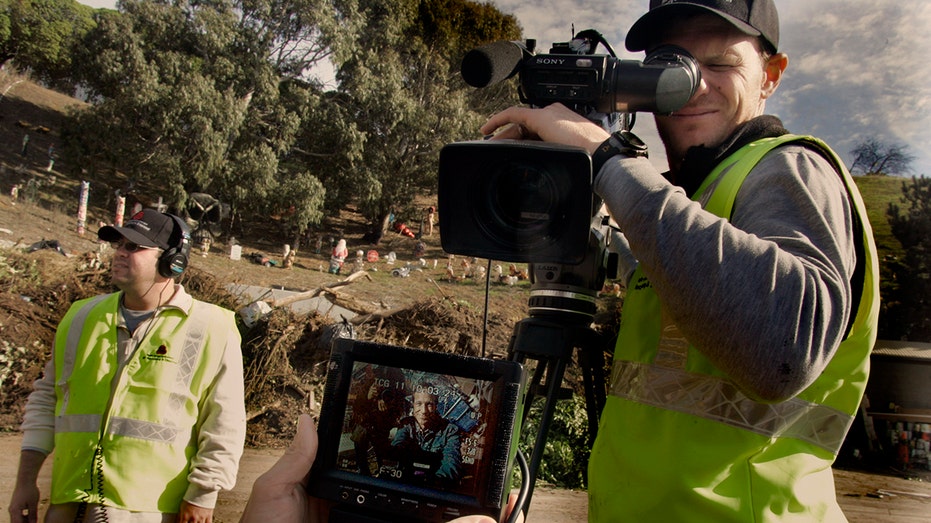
65, 0, 352, 240
0, 0, 96, 93
303, 0, 521, 236
66, 0, 253, 215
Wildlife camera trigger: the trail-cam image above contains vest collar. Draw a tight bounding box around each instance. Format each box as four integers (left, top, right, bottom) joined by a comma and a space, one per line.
672, 115, 789, 197
118, 283, 193, 317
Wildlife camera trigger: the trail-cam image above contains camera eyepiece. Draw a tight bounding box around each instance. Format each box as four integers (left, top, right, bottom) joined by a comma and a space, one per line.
639, 45, 702, 114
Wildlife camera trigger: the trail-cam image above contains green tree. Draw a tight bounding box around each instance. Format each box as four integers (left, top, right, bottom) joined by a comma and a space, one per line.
0, 2, 10, 58
237, 0, 355, 79
66, 1, 252, 208
223, 0, 359, 242
306, 0, 520, 237
0, 0, 96, 93
64, 0, 344, 241
880, 177, 931, 341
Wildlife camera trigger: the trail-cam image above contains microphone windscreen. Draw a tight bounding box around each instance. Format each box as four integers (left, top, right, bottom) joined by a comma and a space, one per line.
461, 41, 525, 88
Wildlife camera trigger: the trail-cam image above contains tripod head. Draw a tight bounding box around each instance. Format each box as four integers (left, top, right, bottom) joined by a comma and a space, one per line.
527, 213, 617, 325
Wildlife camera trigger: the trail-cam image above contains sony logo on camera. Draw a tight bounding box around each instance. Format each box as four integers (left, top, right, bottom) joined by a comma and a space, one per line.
532, 57, 566, 65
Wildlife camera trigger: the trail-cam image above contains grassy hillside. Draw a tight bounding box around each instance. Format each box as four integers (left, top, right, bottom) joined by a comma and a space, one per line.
852, 175, 907, 260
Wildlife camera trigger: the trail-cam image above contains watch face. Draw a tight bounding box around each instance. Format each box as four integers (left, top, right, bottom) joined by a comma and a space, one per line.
611, 131, 648, 157
616, 131, 647, 150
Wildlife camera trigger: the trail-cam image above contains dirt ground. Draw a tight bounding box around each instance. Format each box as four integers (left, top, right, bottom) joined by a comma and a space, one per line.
0, 432, 928, 522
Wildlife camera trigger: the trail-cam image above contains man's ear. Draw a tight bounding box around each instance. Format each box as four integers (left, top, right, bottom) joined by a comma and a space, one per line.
762, 53, 788, 99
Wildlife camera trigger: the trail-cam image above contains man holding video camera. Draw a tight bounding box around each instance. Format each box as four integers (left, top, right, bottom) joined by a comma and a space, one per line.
240, 0, 878, 521
480, 0, 878, 521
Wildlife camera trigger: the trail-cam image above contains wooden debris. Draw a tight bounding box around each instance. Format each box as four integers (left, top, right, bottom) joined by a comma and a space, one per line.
266, 270, 372, 309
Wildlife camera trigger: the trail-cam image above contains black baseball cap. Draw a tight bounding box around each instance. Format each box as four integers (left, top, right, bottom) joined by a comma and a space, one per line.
626, 0, 779, 53
98, 209, 177, 250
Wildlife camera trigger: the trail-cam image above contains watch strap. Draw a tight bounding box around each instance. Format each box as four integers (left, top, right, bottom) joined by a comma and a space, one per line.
591, 130, 648, 175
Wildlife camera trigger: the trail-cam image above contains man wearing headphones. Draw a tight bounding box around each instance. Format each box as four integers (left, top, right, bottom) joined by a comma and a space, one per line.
9, 209, 246, 523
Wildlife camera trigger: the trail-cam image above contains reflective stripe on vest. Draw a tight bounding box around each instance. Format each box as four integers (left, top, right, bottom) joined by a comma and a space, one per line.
55, 415, 184, 444
58, 294, 109, 416
56, 298, 207, 444
610, 361, 853, 454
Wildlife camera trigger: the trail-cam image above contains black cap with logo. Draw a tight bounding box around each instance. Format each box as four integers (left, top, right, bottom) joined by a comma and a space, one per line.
98, 209, 178, 250
626, 0, 779, 53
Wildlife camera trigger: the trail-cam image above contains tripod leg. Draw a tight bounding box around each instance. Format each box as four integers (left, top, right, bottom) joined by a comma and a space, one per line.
507, 318, 601, 518
520, 355, 570, 515
512, 352, 549, 427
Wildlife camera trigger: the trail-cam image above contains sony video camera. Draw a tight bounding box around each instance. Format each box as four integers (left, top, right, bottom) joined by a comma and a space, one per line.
439, 29, 700, 264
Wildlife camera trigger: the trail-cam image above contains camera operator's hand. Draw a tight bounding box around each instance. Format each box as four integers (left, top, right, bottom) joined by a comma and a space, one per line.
481, 104, 609, 155
450, 491, 524, 523
240, 413, 330, 523
241, 414, 523, 523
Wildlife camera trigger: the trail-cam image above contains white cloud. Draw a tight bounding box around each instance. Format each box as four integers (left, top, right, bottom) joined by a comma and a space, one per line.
773, 0, 931, 174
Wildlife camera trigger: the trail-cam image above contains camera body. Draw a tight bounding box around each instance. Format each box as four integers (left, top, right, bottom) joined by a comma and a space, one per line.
307, 339, 526, 522
517, 42, 701, 114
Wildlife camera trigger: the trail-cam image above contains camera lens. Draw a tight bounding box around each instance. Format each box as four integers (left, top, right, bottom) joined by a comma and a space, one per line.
438, 140, 592, 264
478, 162, 564, 247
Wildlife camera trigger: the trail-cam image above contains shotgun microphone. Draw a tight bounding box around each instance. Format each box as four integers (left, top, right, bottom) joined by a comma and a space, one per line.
460, 41, 530, 88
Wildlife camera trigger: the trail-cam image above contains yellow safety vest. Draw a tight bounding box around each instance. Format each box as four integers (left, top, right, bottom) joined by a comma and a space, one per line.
50, 292, 235, 513
588, 136, 879, 522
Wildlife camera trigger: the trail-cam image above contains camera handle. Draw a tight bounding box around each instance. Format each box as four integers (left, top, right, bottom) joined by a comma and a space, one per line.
506, 315, 608, 517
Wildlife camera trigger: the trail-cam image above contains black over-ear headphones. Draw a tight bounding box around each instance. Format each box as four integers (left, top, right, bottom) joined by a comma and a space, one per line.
158, 214, 192, 278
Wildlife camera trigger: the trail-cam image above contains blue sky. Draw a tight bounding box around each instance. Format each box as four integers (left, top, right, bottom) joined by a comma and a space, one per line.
79, 0, 930, 175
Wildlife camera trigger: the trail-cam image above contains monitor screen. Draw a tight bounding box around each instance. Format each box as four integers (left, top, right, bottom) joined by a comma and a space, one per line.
308, 339, 525, 522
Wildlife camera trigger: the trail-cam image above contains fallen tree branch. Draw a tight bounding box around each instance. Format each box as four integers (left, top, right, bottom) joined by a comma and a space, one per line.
350, 305, 407, 326
266, 270, 372, 309
246, 399, 281, 421
319, 287, 380, 315
428, 278, 451, 300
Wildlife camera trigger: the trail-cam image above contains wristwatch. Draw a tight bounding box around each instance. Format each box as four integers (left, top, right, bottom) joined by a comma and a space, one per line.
591, 130, 648, 175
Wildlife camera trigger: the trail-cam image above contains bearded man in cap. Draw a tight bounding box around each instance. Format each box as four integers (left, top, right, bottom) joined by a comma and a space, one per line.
479, 0, 879, 521
9, 209, 246, 523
